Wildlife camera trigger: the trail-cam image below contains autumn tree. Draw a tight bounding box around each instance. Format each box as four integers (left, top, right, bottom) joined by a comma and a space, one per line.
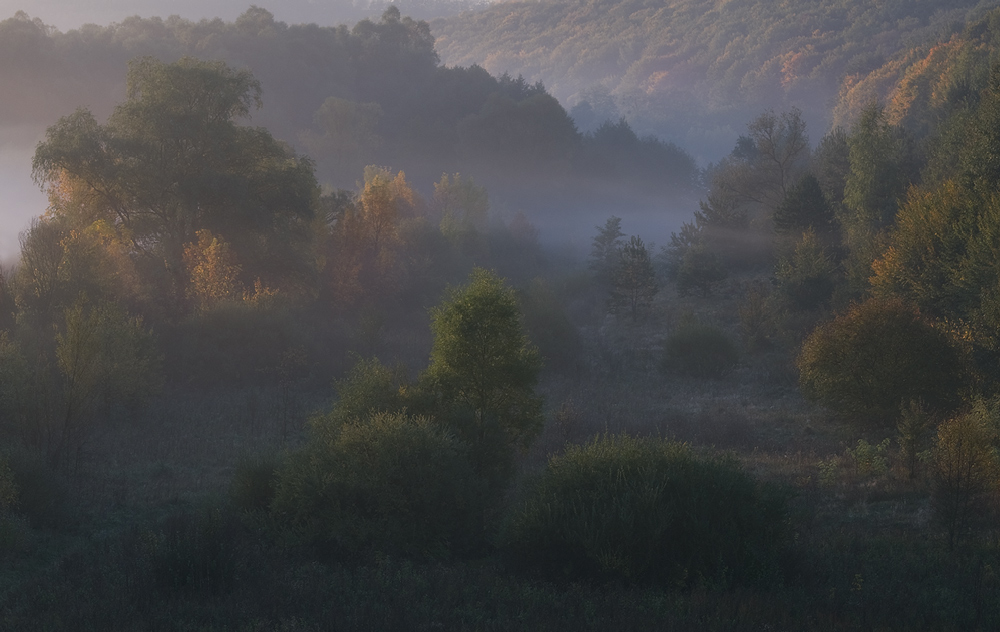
325, 167, 416, 307
183, 230, 243, 311
932, 403, 1000, 548
31, 56, 318, 311
798, 298, 966, 424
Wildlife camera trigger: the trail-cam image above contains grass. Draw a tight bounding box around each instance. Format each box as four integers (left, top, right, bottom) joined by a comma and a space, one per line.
1, 274, 998, 630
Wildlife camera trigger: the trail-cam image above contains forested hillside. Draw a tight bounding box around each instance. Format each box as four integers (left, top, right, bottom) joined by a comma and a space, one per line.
0, 6, 697, 215
433, 0, 999, 158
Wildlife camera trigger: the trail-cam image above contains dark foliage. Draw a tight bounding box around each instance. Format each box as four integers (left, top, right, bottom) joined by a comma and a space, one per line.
502, 436, 790, 586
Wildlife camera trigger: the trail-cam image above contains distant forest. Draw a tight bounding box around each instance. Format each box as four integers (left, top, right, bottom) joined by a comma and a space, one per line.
434, 0, 1000, 158
0, 5, 699, 212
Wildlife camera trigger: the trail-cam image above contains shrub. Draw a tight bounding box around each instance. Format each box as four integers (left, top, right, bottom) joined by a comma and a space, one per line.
897, 399, 934, 480
676, 245, 726, 297
272, 411, 485, 557
501, 435, 789, 586
662, 321, 739, 378
932, 403, 999, 548
798, 297, 967, 424
324, 356, 409, 426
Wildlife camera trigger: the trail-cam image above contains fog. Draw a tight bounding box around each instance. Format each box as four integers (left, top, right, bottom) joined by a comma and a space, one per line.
0, 0, 490, 31
0, 127, 46, 262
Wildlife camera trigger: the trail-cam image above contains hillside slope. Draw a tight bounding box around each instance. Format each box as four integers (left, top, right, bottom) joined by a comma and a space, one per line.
433, 0, 998, 157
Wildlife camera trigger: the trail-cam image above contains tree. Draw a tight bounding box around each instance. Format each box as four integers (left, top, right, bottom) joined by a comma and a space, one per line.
424, 268, 543, 449
324, 167, 416, 307
589, 216, 624, 286
610, 235, 658, 320
50, 300, 160, 469
676, 245, 726, 297
775, 229, 838, 310
713, 108, 810, 218
183, 230, 243, 311
840, 102, 916, 291
302, 97, 382, 187
435, 173, 489, 253
798, 298, 966, 424
773, 174, 839, 247
31, 56, 318, 310
932, 403, 999, 548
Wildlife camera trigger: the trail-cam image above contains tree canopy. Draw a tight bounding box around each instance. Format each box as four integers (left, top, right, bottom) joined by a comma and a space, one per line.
31, 56, 319, 311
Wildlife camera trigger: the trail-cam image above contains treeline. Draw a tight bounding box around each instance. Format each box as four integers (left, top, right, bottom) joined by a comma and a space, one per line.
0, 7, 698, 200
663, 29, 1000, 543
0, 53, 592, 467
433, 0, 997, 157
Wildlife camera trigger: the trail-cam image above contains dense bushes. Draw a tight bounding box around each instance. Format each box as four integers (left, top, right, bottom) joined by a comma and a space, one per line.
662, 321, 739, 378
272, 411, 485, 557
501, 435, 789, 586
798, 298, 967, 424
932, 403, 1000, 548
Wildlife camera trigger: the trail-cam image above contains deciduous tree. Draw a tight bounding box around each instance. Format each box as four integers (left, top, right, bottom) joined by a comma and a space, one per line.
32, 56, 318, 310
424, 268, 543, 448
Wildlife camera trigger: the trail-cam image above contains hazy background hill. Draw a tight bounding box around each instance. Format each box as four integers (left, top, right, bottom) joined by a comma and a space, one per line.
6, 0, 1000, 258
432, 0, 1000, 161
0, 0, 490, 31
0, 5, 698, 259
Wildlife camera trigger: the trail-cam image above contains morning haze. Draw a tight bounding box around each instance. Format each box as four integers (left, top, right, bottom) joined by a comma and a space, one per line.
3, 1, 1000, 629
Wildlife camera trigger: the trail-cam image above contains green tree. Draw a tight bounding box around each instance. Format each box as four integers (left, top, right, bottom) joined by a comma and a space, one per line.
798, 298, 966, 424
676, 245, 727, 297
773, 174, 839, 247
840, 102, 915, 291
775, 229, 838, 310
961, 63, 1000, 197
610, 235, 658, 320
424, 268, 543, 449
272, 410, 485, 556
32, 56, 318, 310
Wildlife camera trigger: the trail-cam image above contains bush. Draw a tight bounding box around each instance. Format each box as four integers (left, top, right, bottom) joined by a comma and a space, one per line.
676, 245, 727, 297
501, 435, 789, 586
662, 321, 739, 378
272, 411, 485, 557
798, 297, 967, 424
932, 403, 999, 548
